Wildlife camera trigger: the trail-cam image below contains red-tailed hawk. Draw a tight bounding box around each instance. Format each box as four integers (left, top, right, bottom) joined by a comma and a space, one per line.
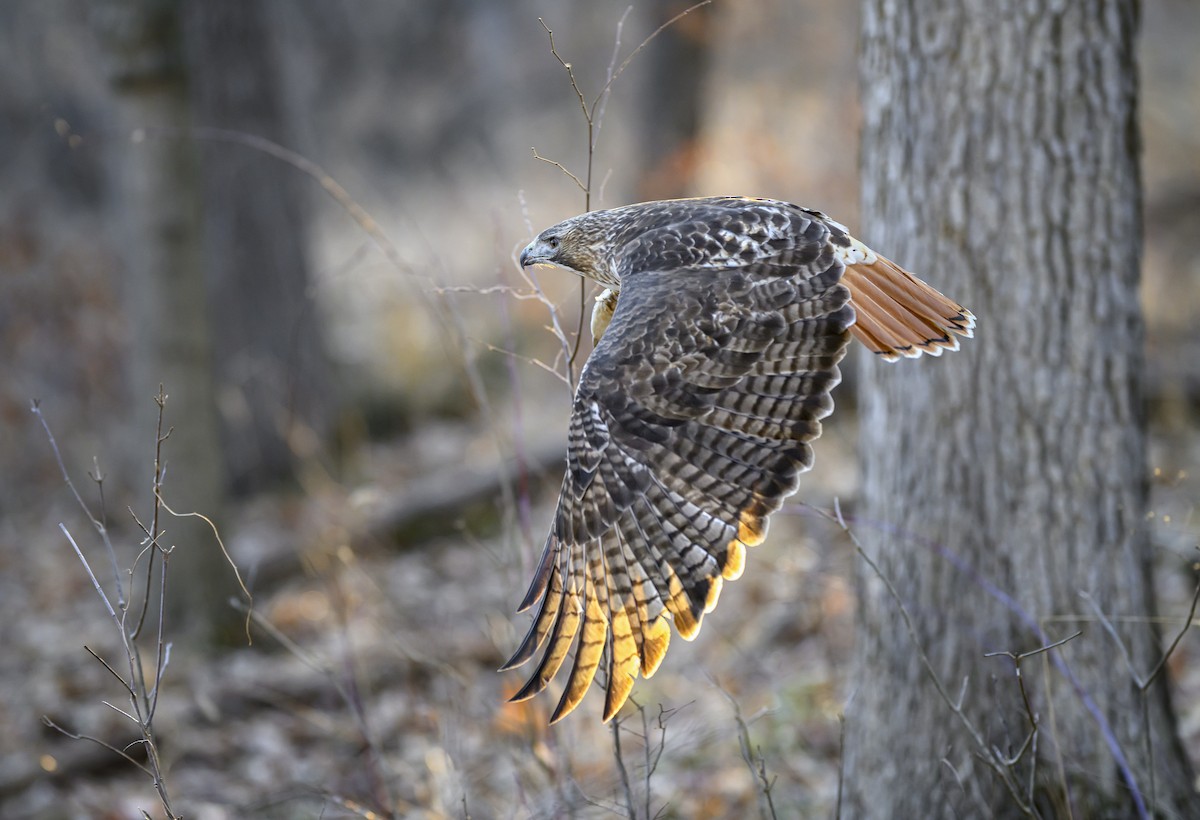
505, 196, 973, 722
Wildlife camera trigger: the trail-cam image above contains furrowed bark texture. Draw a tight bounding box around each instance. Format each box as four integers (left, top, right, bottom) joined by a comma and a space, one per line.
845, 1, 1194, 817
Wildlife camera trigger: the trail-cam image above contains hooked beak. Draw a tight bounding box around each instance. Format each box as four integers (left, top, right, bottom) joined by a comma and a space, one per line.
520, 238, 554, 268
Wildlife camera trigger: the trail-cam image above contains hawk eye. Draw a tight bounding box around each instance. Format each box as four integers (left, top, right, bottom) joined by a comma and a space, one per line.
547, 236, 560, 250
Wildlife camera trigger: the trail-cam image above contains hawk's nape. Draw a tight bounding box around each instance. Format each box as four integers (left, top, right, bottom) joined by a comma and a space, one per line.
505, 197, 973, 723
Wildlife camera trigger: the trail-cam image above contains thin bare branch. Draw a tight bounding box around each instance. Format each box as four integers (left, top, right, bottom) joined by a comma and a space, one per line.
156, 495, 253, 644
984, 631, 1082, 739
826, 499, 1036, 817
538, 18, 588, 117
84, 645, 132, 691
806, 499, 1156, 818
1080, 591, 1142, 684
533, 4, 715, 386
600, 1, 714, 100
41, 717, 154, 778
60, 524, 118, 622
593, 6, 635, 149
32, 401, 126, 603
100, 700, 140, 724
531, 147, 587, 193
1143, 570, 1200, 690
712, 678, 778, 820
610, 717, 637, 819
836, 714, 846, 820
131, 386, 170, 640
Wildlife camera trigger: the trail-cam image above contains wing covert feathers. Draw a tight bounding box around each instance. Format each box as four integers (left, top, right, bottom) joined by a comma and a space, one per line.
842, 255, 974, 361
506, 197, 973, 722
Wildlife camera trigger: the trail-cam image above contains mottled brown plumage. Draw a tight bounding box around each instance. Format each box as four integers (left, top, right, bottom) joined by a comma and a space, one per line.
507, 196, 973, 722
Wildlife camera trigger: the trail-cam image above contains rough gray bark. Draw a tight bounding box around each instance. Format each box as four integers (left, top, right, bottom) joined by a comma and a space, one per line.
183, 0, 335, 494
94, 0, 230, 644
844, 1, 1194, 817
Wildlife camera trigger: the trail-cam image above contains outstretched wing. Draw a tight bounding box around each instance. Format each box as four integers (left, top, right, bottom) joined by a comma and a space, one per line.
502, 204, 855, 722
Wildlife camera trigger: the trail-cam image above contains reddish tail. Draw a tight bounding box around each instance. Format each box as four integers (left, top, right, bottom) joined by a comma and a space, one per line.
842, 255, 974, 361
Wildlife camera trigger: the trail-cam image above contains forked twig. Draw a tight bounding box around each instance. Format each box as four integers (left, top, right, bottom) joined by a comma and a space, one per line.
804, 501, 1152, 820
610, 716, 637, 818
155, 495, 254, 643
825, 499, 1037, 816
531, 2, 713, 380
31, 401, 126, 605
1081, 567, 1200, 815
36, 396, 184, 818
711, 678, 778, 820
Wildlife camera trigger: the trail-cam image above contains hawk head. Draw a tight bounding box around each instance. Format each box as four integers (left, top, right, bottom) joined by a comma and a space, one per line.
519, 213, 620, 288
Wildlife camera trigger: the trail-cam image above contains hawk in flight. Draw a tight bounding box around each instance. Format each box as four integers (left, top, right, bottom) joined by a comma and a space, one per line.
505, 196, 973, 722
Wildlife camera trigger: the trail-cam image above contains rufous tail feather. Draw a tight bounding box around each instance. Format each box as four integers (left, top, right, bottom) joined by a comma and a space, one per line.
842, 255, 974, 361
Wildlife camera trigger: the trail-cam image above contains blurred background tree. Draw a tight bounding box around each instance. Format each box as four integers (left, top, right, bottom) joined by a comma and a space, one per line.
635, 0, 713, 200
93, 0, 230, 644
91, 0, 336, 643
182, 0, 336, 496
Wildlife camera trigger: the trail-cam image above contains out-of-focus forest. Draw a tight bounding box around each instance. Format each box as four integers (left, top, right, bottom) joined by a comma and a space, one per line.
1, 1, 1198, 817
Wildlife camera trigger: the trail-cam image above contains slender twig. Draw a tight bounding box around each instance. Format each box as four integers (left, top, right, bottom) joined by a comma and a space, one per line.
39, 394, 195, 818
712, 679, 778, 820
84, 645, 130, 689
610, 717, 637, 819
41, 717, 154, 776
231, 589, 399, 814
835, 714, 846, 820
983, 630, 1082, 736
59, 524, 118, 621
1081, 570, 1200, 817
532, 3, 713, 381
156, 495, 253, 643
640, 703, 654, 820
825, 499, 1037, 817
32, 401, 126, 604
231, 600, 343, 689
1081, 591, 1142, 682
510, 244, 578, 391
120, 125, 489, 446
805, 501, 1150, 820
595, 7, 635, 148
1142, 571, 1200, 690
146, 549, 171, 725
534, 17, 592, 372
131, 387, 169, 639
601, 2, 713, 101
531, 148, 586, 193
979, 630, 1078, 792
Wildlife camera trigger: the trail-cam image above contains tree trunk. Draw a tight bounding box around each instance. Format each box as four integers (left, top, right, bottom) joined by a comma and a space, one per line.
844, 1, 1194, 817
94, 0, 230, 645
634, 0, 712, 200
182, 0, 335, 494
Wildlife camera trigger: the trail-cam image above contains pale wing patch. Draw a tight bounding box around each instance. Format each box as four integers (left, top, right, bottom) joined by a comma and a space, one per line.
833, 236, 879, 266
